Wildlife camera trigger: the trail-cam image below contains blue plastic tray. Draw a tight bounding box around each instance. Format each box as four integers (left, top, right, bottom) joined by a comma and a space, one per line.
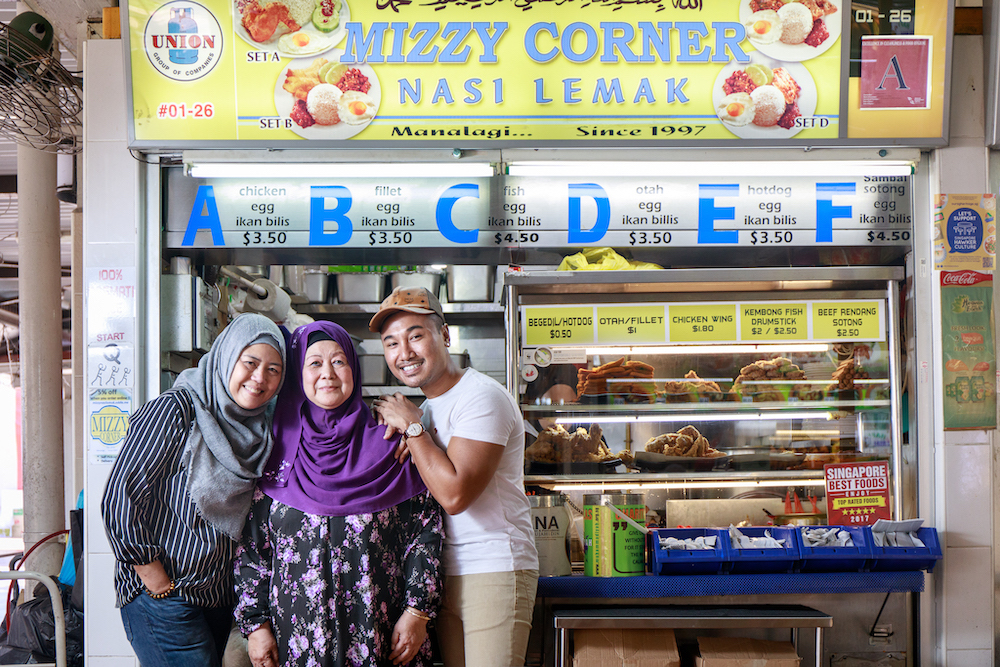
795, 526, 872, 573
868, 527, 942, 572
649, 528, 729, 575
727, 526, 800, 574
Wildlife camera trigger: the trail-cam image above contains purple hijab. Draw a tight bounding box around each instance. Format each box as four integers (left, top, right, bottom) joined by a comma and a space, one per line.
259, 321, 427, 516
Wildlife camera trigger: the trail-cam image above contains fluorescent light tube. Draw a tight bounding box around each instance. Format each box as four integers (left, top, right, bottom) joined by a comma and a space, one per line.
187, 162, 496, 179
585, 344, 831, 355
554, 412, 832, 425
507, 160, 915, 178
551, 478, 826, 491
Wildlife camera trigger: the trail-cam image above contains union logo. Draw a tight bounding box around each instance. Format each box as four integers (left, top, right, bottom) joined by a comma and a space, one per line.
143, 1, 222, 82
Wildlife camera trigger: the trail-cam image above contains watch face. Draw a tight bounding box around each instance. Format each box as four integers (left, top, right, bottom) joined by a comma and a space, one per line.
406, 423, 423, 437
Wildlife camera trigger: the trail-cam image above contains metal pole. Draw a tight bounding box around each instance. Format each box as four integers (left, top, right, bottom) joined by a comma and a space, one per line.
18, 143, 65, 575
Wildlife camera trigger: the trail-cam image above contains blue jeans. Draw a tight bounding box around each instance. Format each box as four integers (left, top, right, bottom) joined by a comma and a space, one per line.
120, 592, 233, 667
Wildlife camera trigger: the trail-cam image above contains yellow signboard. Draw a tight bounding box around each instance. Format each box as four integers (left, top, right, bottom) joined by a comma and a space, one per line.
524, 306, 594, 346
812, 301, 882, 340
668, 304, 737, 343
741, 303, 807, 341
596, 306, 666, 344
124, 0, 847, 146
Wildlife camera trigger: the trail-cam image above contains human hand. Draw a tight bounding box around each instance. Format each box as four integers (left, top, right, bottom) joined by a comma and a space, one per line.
248, 624, 279, 667
133, 560, 171, 596
389, 609, 428, 665
394, 437, 411, 464
372, 393, 423, 441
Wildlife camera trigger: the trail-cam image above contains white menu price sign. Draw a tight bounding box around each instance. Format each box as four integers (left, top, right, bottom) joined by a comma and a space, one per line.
166, 173, 912, 249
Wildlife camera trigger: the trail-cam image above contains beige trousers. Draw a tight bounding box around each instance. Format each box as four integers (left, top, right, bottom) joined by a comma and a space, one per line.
436, 569, 539, 667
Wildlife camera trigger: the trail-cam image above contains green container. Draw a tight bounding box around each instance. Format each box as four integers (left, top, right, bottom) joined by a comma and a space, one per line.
583, 494, 645, 577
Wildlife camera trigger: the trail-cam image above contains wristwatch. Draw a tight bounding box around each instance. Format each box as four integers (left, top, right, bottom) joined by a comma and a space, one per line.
404, 422, 425, 438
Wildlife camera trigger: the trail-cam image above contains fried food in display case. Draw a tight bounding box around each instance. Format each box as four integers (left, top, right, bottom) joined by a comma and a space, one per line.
525, 424, 615, 463
730, 356, 820, 401
577, 358, 655, 403
659, 370, 726, 402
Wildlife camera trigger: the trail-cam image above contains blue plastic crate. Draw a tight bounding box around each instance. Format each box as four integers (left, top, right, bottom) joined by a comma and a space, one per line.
649, 528, 729, 575
795, 526, 872, 573
867, 527, 942, 572
727, 526, 800, 574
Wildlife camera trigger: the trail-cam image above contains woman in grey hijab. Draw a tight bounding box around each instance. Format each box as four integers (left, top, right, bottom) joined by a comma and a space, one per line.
102, 313, 286, 667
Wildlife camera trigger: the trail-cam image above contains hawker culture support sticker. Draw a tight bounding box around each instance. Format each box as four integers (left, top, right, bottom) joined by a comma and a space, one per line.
934, 194, 996, 272
125, 0, 849, 144
940, 271, 996, 430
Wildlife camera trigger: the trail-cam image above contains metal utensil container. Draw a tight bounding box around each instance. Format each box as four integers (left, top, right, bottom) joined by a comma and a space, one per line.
447, 265, 495, 302
303, 271, 330, 303
389, 267, 443, 295
335, 273, 386, 303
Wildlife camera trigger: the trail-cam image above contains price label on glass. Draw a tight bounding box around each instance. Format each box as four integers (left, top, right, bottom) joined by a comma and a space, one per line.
668, 304, 737, 342
595, 306, 667, 344
740, 303, 808, 341
522, 306, 595, 346
812, 301, 884, 341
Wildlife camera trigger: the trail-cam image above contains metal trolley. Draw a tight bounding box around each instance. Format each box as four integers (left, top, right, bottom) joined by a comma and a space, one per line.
0, 570, 67, 667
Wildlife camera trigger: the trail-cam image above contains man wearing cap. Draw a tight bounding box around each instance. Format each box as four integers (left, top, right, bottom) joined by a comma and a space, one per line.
370, 286, 538, 667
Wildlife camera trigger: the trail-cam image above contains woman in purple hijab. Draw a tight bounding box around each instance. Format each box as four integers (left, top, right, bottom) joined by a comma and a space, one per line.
234, 321, 443, 667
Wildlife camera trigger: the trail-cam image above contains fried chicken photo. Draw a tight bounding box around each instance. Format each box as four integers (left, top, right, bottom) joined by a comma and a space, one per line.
282, 58, 327, 101
241, 0, 300, 43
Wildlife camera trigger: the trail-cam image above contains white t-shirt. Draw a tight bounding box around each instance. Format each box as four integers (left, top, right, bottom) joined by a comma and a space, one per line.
422, 368, 539, 576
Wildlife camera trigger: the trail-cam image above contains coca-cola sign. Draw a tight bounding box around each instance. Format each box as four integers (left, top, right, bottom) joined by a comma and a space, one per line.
942, 270, 992, 286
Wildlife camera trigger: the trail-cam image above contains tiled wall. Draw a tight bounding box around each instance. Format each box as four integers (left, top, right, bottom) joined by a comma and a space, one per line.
936, 34, 995, 665
83, 40, 141, 666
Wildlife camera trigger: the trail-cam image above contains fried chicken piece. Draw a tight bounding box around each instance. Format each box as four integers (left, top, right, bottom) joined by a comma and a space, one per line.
526, 424, 611, 462
772, 67, 801, 104
282, 58, 327, 101
813, 0, 837, 15
241, 0, 300, 43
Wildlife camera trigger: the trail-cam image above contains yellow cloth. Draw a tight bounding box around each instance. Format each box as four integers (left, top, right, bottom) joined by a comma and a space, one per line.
557, 247, 662, 271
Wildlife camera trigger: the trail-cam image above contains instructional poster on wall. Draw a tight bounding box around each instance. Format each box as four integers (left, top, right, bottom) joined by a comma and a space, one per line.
940, 271, 996, 430
934, 194, 996, 272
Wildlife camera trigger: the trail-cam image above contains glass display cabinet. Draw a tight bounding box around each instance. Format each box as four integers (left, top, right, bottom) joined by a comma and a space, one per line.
505, 267, 905, 521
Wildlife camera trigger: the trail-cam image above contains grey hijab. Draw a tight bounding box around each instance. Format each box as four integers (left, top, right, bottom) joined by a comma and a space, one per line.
172, 313, 286, 539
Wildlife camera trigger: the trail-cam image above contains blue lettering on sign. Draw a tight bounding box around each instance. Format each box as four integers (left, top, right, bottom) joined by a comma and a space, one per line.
697, 184, 738, 243
436, 184, 480, 243
816, 182, 854, 243
183, 185, 225, 246
568, 183, 610, 243
309, 186, 353, 246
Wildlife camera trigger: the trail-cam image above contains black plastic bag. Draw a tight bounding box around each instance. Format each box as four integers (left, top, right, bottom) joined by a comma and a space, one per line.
0, 582, 84, 667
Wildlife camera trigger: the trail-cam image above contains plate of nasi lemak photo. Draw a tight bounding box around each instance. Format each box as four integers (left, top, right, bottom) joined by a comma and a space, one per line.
236, 0, 350, 59
273, 52, 381, 139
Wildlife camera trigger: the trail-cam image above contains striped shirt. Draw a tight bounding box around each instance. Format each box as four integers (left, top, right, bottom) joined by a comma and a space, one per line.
101, 389, 238, 608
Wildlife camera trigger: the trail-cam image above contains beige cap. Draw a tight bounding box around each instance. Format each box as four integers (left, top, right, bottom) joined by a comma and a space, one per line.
368, 286, 446, 332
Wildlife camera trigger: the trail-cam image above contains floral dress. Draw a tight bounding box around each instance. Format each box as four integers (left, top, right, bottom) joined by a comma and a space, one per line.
235, 487, 443, 667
